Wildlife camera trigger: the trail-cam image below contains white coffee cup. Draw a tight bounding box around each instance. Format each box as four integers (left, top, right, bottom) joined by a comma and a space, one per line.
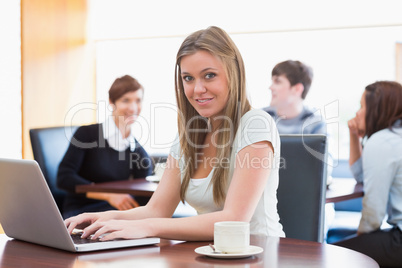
154, 162, 165, 179
214, 221, 250, 253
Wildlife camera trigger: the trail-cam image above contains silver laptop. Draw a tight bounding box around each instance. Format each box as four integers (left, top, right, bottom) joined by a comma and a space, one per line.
0, 158, 160, 252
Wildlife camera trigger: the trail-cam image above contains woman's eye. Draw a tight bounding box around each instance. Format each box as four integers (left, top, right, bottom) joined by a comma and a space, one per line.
183, 76, 193, 82
205, 73, 216, 79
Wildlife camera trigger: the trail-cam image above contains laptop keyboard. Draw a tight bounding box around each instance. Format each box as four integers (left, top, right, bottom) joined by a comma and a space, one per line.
71, 233, 103, 244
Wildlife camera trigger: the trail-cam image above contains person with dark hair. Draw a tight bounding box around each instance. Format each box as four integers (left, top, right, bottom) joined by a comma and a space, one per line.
263, 60, 325, 135
57, 75, 153, 219
63, 26, 285, 241
263, 60, 334, 238
334, 81, 402, 267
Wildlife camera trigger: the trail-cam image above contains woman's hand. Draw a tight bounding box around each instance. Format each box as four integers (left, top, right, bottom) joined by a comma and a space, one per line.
348, 117, 363, 166
348, 117, 359, 136
86, 192, 139, 210
348, 117, 364, 138
64, 211, 117, 234
84, 219, 152, 241
107, 193, 139, 210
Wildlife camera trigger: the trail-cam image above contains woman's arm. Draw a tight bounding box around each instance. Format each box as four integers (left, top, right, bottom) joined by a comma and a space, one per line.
348, 117, 363, 166
358, 136, 395, 233
59, 141, 141, 210
86, 192, 140, 210
57, 127, 93, 192
83, 141, 154, 210
79, 141, 273, 241
65, 154, 183, 233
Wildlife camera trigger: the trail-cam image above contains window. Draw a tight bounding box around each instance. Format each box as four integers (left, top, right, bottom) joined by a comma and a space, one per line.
95, 26, 402, 161
0, 1, 21, 158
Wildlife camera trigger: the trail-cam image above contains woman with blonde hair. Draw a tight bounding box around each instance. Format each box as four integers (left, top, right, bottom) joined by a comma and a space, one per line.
65, 26, 285, 241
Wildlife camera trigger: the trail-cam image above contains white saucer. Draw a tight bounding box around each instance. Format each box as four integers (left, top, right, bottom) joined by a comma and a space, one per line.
194, 245, 263, 259
145, 175, 160, 183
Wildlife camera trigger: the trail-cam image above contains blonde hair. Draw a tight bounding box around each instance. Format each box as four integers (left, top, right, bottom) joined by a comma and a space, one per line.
174, 26, 251, 205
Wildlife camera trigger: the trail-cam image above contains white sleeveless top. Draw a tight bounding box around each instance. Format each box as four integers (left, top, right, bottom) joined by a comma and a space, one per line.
170, 109, 285, 237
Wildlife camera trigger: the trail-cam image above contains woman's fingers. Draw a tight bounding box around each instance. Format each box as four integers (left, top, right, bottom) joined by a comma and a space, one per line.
81, 221, 103, 239
348, 118, 359, 135
65, 214, 91, 233
89, 220, 120, 240
98, 230, 124, 241
65, 220, 77, 234
117, 196, 139, 210
131, 198, 140, 208
80, 219, 150, 241
109, 194, 139, 210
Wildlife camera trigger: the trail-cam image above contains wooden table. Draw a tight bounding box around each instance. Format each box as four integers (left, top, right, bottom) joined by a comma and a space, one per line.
326, 178, 363, 203
76, 178, 158, 197
76, 178, 364, 203
0, 234, 378, 267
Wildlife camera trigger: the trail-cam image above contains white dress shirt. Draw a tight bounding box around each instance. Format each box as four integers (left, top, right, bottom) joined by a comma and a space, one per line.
102, 116, 135, 152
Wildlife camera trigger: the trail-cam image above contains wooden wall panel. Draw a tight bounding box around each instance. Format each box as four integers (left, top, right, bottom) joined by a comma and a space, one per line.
21, 0, 95, 159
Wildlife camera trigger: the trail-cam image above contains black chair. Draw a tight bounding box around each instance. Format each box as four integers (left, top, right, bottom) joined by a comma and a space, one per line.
277, 134, 328, 243
29, 126, 78, 213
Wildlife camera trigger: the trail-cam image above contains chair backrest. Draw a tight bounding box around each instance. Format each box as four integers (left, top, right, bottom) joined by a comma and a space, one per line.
29, 126, 78, 213
277, 134, 328, 243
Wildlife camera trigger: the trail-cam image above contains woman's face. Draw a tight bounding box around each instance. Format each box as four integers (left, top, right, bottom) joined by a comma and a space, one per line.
110, 90, 143, 126
180, 50, 229, 119
355, 91, 366, 135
